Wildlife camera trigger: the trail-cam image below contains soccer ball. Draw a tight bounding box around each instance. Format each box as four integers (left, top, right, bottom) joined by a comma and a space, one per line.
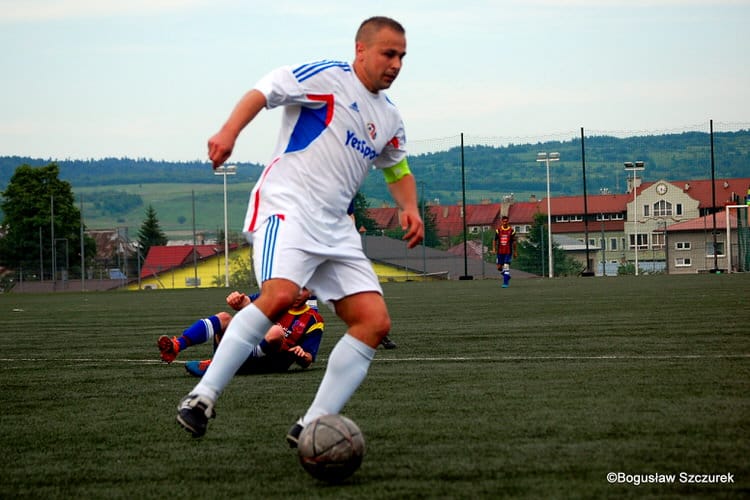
297, 414, 366, 482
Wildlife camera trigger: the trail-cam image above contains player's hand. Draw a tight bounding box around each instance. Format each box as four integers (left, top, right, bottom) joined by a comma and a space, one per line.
226, 291, 246, 310
400, 209, 424, 249
208, 130, 236, 170
290, 346, 312, 368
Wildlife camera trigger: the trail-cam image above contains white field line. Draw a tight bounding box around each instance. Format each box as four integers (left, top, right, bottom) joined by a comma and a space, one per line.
1, 354, 749, 364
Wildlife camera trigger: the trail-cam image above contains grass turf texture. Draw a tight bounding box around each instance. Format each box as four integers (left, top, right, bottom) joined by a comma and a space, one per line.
1, 274, 748, 499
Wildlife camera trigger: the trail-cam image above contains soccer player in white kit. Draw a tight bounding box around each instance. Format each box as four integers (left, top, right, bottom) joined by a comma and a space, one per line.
176, 16, 424, 442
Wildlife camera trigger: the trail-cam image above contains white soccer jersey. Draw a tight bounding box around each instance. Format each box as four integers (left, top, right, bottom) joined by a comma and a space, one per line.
242, 60, 407, 243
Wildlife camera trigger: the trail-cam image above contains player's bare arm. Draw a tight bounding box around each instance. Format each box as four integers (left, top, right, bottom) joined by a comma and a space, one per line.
387, 174, 424, 248
207, 89, 267, 169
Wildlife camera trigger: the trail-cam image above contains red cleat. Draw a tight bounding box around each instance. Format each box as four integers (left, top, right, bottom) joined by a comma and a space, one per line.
157, 335, 180, 364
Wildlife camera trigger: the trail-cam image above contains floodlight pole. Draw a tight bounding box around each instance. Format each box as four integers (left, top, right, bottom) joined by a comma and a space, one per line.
725, 205, 744, 274
51, 195, 56, 289
459, 133, 472, 280
420, 181, 426, 276
624, 161, 645, 276
580, 127, 594, 276
709, 119, 719, 273
536, 152, 560, 278
214, 165, 237, 287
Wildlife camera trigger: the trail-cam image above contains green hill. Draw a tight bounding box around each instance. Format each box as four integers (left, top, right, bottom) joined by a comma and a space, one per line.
1, 130, 748, 237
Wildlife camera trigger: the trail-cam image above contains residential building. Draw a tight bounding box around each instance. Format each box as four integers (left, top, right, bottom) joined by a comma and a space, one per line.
663, 213, 740, 274
366, 176, 750, 275
135, 243, 241, 289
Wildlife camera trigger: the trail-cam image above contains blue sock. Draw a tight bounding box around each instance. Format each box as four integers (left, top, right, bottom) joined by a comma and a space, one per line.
179, 316, 221, 350
258, 338, 270, 354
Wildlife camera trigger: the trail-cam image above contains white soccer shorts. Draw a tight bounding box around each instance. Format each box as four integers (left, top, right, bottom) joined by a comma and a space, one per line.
250, 214, 383, 304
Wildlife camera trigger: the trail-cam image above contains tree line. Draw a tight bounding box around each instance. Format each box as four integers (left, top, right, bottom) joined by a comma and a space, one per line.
2, 130, 748, 207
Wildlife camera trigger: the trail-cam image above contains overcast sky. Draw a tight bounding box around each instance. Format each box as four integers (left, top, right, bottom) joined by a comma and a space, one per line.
1, 0, 748, 164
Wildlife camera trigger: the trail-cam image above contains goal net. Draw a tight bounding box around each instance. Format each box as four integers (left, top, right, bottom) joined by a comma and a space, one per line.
726, 204, 750, 273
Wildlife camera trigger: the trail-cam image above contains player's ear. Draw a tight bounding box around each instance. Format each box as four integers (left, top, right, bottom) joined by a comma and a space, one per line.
355, 41, 367, 59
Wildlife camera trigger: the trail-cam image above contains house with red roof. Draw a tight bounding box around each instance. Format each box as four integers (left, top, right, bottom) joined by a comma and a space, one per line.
366, 176, 750, 275
368, 202, 504, 239
365, 206, 400, 233
427, 202, 502, 239
663, 212, 743, 274
138, 243, 241, 289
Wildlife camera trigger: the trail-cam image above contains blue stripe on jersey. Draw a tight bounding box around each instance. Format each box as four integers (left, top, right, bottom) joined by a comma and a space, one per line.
285, 104, 330, 154
261, 215, 281, 281
292, 60, 350, 82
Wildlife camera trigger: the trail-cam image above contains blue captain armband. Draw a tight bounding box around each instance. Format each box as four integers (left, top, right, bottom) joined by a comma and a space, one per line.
381, 159, 411, 184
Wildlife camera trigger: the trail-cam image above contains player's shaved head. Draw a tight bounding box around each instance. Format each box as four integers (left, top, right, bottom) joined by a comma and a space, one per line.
352, 16, 406, 92
356, 16, 405, 44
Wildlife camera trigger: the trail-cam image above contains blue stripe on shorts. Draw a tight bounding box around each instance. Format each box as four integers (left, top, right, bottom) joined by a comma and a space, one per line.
261, 215, 281, 282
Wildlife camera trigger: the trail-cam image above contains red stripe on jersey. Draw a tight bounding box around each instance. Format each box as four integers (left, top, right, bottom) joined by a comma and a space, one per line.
307, 94, 334, 125
247, 157, 281, 232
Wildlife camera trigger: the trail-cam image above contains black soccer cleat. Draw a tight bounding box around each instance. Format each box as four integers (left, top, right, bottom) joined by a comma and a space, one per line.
380, 336, 398, 349
176, 394, 216, 438
286, 422, 304, 449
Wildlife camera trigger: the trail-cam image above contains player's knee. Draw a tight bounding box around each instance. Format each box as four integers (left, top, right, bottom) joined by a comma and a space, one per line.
259, 287, 299, 318
370, 315, 391, 338
216, 312, 233, 331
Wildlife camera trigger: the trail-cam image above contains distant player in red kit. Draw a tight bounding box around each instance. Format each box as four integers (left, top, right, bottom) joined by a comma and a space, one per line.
492, 215, 517, 288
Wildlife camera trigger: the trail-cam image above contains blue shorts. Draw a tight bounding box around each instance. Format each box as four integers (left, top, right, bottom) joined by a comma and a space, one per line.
496, 254, 512, 266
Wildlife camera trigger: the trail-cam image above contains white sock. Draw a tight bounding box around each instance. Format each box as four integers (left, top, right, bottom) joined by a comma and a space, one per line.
301, 334, 376, 425
192, 304, 271, 401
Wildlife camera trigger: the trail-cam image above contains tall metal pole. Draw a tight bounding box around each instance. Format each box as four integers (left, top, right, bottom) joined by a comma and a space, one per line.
546, 158, 553, 277
39, 226, 43, 281
460, 133, 471, 279
601, 215, 606, 276
80, 196, 85, 291
137, 243, 141, 290
624, 161, 645, 276
222, 170, 230, 286
192, 190, 198, 287
634, 170, 639, 275
537, 152, 559, 278
51, 196, 56, 287
420, 181, 426, 276
214, 165, 236, 287
540, 223, 545, 277
709, 119, 719, 273
581, 127, 593, 276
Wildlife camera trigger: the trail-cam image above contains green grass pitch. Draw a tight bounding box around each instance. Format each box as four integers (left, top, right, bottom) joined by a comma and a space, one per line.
1, 274, 748, 499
